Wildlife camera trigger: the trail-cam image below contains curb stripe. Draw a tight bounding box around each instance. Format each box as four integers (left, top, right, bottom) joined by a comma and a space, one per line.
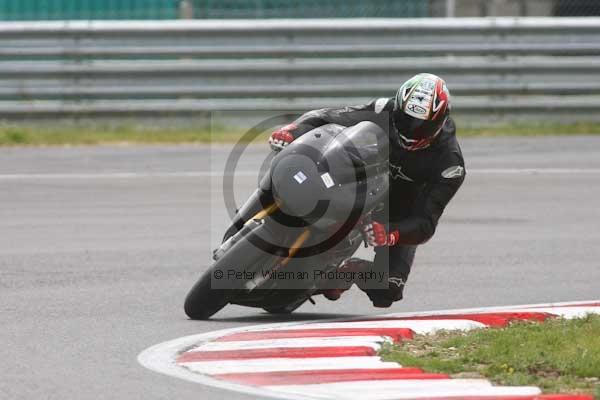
276, 319, 487, 333
266, 380, 542, 400
177, 346, 376, 362
215, 327, 415, 342
181, 356, 402, 375
196, 336, 389, 351
214, 369, 446, 386
349, 312, 556, 328
413, 396, 594, 400
379, 300, 599, 318
547, 303, 600, 308
514, 307, 600, 319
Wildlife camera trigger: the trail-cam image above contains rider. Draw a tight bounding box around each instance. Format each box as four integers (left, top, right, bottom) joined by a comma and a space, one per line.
268, 73, 466, 307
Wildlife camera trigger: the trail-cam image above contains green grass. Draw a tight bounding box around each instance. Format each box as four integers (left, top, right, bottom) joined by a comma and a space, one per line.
379, 315, 600, 396
1, 122, 600, 146
0, 125, 267, 146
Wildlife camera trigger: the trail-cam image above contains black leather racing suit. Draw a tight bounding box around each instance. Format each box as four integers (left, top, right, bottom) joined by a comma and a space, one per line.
284, 97, 466, 306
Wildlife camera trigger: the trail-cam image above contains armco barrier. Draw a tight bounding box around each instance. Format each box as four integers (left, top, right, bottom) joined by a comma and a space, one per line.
0, 18, 599, 120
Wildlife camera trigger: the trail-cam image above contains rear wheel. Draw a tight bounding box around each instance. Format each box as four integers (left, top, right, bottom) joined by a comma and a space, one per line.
184, 267, 228, 320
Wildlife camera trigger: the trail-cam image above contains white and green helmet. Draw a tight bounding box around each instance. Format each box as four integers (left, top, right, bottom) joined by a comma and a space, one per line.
393, 73, 451, 150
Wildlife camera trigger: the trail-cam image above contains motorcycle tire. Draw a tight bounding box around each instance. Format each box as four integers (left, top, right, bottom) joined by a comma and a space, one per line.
184, 266, 228, 320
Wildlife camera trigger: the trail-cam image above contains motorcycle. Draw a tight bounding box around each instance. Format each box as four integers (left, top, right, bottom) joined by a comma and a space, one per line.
184, 121, 390, 319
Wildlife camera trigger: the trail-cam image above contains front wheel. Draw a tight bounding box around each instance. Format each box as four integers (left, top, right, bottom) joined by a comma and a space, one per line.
184, 267, 228, 320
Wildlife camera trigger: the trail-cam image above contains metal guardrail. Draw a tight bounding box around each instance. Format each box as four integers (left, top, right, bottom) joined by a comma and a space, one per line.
0, 18, 599, 119
4, 43, 600, 58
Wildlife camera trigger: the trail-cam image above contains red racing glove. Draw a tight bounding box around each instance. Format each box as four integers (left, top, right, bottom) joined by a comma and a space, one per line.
268, 124, 296, 152
363, 221, 400, 247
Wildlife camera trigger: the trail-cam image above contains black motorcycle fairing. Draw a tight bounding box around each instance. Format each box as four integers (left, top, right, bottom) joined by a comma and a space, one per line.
270, 121, 389, 231
222, 173, 274, 242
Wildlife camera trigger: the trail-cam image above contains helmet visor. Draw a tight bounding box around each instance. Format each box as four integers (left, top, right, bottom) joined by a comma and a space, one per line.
393, 111, 446, 151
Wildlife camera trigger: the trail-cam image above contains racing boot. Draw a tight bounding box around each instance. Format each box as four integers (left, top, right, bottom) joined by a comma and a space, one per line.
364, 274, 407, 308
320, 257, 373, 301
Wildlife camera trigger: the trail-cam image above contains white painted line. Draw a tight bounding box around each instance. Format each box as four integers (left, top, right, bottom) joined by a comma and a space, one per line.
0, 171, 241, 180
2, 168, 600, 181
270, 380, 541, 400
469, 168, 600, 175
280, 319, 487, 334
181, 356, 401, 375
194, 336, 390, 351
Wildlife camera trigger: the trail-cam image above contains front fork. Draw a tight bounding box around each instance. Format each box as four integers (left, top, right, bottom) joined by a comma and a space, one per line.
222, 186, 274, 243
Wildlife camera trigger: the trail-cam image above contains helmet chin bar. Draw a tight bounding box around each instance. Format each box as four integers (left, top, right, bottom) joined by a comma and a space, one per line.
398, 135, 433, 151
396, 115, 448, 151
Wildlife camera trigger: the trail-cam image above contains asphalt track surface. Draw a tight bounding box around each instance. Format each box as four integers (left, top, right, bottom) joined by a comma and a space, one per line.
1, 136, 599, 400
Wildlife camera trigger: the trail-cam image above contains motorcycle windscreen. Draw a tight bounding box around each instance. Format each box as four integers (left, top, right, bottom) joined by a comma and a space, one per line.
312, 121, 389, 227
